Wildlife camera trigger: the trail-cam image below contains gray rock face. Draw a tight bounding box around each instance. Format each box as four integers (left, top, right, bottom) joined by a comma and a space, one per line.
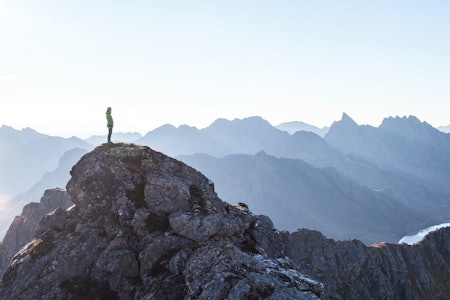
0, 143, 321, 299
2, 143, 446, 299
282, 228, 450, 300
0, 188, 72, 275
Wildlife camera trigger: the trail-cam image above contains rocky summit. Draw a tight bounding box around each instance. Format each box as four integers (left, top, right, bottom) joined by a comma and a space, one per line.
0, 143, 322, 299
1, 143, 449, 300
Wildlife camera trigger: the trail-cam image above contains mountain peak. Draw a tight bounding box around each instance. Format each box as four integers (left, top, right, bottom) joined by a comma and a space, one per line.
208, 116, 272, 131
327, 113, 359, 131
340, 112, 358, 125
0, 143, 322, 299
379, 115, 437, 139
0, 124, 16, 132
325, 113, 359, 140
0, 125, 44, 140
22, 127, 39, 134
380, 115, 421, 126
237, 116, 273, 128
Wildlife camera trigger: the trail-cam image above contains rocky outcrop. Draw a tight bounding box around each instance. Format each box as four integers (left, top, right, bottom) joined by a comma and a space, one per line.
242, 220, 450, 299
1, 143, 448, 299
282, 228, 450, 300
0, 143, 322, 299
0, 188, 72, 275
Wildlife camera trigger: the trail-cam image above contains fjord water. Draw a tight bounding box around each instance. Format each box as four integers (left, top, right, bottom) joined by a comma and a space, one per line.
399, 223, 450, 244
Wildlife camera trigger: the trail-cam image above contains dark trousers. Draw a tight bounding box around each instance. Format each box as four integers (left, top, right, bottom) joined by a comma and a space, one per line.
107, 126, 113, 143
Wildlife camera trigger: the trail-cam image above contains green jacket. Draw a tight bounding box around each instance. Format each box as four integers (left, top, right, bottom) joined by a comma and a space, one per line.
106, 111, 114, 127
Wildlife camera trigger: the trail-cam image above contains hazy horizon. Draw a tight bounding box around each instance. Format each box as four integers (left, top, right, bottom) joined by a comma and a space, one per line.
1, 112, 448, 139
1, 114, 333, 139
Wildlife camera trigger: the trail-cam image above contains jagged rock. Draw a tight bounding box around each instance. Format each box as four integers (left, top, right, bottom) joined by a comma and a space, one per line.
0, 143, 322, 299
0, 188, 72, 275
180, 241, 322, 300
1, 142, 448, 299
283, 228, 450, 299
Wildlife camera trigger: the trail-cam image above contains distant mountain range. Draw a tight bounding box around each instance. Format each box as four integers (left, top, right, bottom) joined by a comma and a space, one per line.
178, 151, 426, 244
325, 114, 450, 190
0, 125, 91, 195
0, 148, 87, 238
135, 114, 450, 243
84, 132, 142, 145
0, 114, 448, 244
275, 121, 329, 136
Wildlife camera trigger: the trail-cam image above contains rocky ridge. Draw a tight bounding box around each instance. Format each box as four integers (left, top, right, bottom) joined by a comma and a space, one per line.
284, 228, 450, 299
0, 143, 322, 299
0, 143, 449, 299
0, 188, 72, 275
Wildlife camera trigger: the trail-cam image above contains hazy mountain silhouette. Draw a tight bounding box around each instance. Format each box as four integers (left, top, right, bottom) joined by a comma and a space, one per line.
137, 116, 448, 217
318, 114, 450, 218
325, 114, 450, 190
137, 116, 337, 160
276, 121, 329, 136
139, 115, 450, 243
201, 117, 288, 155
0, 125, 91, 195
137, 124, 227, 157
84, 132, 142, 145
178, 151, 426, 244
0, 148, 87, 239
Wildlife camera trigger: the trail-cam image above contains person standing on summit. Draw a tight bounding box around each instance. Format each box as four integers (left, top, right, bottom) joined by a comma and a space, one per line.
106, 106, 114, 143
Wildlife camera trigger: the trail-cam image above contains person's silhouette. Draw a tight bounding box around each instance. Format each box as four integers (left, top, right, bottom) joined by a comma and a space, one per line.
106, 107, 114, 143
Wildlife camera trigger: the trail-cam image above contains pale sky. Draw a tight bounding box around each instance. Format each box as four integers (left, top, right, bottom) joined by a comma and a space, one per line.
1, 1, 449, 138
